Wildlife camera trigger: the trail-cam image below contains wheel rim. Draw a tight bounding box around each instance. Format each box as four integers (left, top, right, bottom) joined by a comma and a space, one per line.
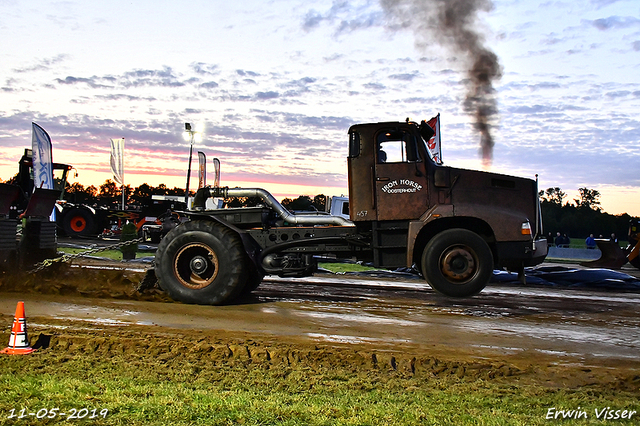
173, 243, 219, 289
439, 245, 478, 284
70, 216, 87, 232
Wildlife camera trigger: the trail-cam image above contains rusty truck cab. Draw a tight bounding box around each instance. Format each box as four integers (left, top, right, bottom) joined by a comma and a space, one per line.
347, 120, 547, 275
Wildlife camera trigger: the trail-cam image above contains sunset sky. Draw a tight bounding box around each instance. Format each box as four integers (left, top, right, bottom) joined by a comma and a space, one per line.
1, 0, 639, 215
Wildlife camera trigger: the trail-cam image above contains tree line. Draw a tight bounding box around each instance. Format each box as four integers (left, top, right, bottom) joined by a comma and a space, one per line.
62, 179, 330, 212
9, 174, 634, 241
539, 187, 633, 242
63, 180, 187, 206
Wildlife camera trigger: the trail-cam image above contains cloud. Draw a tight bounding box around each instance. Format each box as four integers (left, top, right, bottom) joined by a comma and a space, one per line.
388, 71, 419, 81
1, 78, 24, 93
0, 106, 355, 179
363, 82, 386, 90
605, 90, 631, 99
283, 77, 317, 88
120, 67, 188, 88
12, 54, 70, 73
588, 16, 640, 31
250, 110, 353, 131
301, 1, 383, 36
94, 94, 158, 102
507, 105, 556, 114
190, 62, 219, 75
255, 91, 280, 100
541, 33, 567, 46
55, 76, 113, 89
323, 53, 345, 62
302, 9, 325, 31
590, 0, 624, 8
236, 69, 260, 77
200, 81, 219, 89
52, 66, 202, 90
528, 82, 562, 91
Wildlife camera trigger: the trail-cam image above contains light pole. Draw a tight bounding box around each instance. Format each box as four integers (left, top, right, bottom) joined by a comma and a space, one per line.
184, 123, 195, 206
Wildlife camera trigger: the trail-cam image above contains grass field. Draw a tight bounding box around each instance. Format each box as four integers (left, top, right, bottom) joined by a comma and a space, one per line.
57, 247, 156, 262
1, 323, 638, 426
3, 245, 638, 425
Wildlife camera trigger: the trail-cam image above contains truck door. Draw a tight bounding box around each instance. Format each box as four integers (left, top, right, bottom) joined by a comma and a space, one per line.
374, 128, 429, 221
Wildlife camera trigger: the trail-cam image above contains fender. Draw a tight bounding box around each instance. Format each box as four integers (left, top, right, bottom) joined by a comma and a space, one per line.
181, 212, 263, 270
407, 204, 453, 267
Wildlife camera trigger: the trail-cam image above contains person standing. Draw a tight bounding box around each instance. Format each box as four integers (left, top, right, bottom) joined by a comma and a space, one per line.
585, 234, 596, 249
555, 232, 564, 248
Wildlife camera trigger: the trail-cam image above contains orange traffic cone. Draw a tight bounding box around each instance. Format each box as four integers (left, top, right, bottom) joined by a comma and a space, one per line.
1, 301, 36, 355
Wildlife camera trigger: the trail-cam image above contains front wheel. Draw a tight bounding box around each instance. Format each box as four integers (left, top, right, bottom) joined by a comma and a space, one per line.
421, 229, 493, 297
155, 220, 248, 305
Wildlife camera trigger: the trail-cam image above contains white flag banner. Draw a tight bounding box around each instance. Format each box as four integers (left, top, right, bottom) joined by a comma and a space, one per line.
425, 114, 442, 165
110, 138, 125, 185
213, 158, 220, 188
32, 123, 54, 190
197, 151, 206, 189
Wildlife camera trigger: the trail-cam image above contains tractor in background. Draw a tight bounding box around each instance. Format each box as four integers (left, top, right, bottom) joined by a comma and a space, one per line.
6, 148, 186, 240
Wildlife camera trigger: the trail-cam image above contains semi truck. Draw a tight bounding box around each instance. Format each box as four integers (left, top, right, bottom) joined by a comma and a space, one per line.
150, 118, 548, 304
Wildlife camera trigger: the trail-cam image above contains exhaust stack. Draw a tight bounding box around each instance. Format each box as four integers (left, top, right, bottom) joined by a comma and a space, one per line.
193, 187, 354, 227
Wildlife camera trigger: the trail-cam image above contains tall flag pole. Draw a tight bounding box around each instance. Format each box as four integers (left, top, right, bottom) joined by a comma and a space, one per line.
212, 158, 220, 188
31, 123, 54, 190
110, 138, 125, 210
197, 151, 206, 190
31, 122, 55, 220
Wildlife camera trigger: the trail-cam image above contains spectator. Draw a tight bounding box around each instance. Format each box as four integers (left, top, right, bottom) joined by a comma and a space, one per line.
562, 234, 570, 248
610, 233, 618, 244
585, 234, 596, 249
547, 232, 554, 245
554, 232, 564, 248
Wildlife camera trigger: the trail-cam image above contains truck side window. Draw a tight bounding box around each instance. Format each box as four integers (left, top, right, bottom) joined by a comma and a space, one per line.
348, 131, 361, 158
376, 129, 416, 163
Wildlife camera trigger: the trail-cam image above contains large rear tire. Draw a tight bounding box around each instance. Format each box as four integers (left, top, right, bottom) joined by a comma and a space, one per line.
155, 220, 247, 305
62, 208, 96, 237
421, 229, 493, 297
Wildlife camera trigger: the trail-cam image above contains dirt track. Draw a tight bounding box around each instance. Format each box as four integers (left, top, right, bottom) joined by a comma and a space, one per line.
1, 259, 640, 396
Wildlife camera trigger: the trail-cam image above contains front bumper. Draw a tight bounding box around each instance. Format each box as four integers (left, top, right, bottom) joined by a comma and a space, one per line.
495, 238, 548, 269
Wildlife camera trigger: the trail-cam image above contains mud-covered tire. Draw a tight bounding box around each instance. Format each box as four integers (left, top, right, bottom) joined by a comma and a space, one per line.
422, 229, 493, 297
62, 208, 95, 237
155, 220, 247, 305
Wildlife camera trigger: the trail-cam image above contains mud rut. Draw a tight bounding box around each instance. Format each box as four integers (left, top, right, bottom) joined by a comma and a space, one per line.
1, 260, 639, 394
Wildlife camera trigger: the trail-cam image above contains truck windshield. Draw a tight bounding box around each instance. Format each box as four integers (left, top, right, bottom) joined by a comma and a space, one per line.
53, 168, 68, 193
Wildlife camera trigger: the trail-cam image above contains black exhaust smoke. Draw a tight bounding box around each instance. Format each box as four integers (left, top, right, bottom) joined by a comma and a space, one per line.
381, 0, 502, 165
